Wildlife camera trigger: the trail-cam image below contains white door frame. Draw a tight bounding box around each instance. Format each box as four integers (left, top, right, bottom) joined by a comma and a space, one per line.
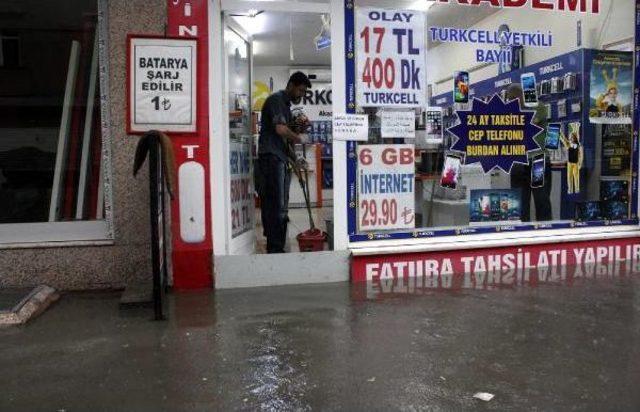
210, 0, 342, 255
329, 0, 347, 251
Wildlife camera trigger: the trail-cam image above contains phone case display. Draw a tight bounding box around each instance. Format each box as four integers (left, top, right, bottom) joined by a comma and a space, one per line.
540, 79, 552, 96
470, 189, 521, 223
545, 103, 552, 120
563, 72, 578, 91
601, 124, 631, 176
571, 101, 582, 114
557, 99, 567, 118
550, 76, 564, 94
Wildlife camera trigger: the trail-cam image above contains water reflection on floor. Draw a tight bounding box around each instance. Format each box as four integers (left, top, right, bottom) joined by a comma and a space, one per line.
3, 264, 640, 411
355, 260, 640, 300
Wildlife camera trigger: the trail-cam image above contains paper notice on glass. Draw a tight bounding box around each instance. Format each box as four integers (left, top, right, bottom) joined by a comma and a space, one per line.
333, 114, 369, 141
381, 111, 415, 138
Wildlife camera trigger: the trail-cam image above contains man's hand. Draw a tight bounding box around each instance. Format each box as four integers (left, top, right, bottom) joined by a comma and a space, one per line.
295, 157, 309, 171
297, 133, 311, 144
275, 124, 301, 144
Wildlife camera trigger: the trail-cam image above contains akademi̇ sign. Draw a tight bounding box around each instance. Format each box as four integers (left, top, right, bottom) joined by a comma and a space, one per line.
127, 36, 197, 134
434, 0, 600, 13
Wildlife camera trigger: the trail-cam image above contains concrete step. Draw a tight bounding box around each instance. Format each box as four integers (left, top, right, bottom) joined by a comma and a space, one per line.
214, 250, 350, 289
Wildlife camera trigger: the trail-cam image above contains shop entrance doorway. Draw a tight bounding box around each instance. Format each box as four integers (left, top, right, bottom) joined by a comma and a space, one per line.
213, 0, 340, 276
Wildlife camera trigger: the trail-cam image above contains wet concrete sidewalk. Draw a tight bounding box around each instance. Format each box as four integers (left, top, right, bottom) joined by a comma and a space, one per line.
2, 268, 640, 411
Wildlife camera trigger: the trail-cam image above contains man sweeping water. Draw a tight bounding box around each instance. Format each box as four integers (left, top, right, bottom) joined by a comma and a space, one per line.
257, 72, 312, 253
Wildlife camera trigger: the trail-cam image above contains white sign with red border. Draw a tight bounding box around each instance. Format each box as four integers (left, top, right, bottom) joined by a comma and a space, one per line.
127, 36, 197, 134
358, 144, 416, 231
356, 8, 426, 108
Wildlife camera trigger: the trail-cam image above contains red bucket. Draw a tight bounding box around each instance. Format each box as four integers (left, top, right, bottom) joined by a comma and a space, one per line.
296, 228, 327, 252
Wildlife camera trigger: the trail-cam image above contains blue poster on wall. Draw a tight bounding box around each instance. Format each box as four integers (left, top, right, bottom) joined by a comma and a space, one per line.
589, 50, 633, 124
448, 95, 543, 173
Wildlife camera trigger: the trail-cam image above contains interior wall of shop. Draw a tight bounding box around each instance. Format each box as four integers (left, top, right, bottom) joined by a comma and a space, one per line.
253, 66, 291, 92
252, 65, 332, 98
0, 0, 166, 290
428, 0, 634, 96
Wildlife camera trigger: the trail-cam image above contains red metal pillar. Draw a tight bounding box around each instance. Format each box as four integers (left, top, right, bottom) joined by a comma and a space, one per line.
166, 0, 213, 289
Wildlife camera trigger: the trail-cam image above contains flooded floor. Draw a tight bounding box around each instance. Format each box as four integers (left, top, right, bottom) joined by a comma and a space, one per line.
2, 265, 640, 410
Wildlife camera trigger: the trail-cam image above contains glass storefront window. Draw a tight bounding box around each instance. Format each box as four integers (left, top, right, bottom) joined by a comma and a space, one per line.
348, 0, 637, 242
225, 27, 255, 239
0, 0, 104, 224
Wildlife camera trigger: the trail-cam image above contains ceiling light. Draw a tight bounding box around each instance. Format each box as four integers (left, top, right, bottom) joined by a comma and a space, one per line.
247, 9, 259, 18
230, 13, 267, 36
410, 0, 436, 11
252, 40, 262, 56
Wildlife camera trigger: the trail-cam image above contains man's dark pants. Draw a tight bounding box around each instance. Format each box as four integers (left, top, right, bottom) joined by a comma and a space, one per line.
510, 161, 553, 222
258, 154, 291, 253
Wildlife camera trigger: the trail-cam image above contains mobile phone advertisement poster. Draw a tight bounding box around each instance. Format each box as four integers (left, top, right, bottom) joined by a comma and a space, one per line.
448, 95, 543, 173
358, 145, 415, 231
355, 8, 426, 108
588, 50, 633, 124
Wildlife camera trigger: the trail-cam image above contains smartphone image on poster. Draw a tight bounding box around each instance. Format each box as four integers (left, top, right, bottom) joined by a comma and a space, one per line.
453, 71, 469, 104
490, 193, 501, 220
440, 153, 463, 189
531, 155, 545, 188
481, 195, 491, 220
508, 191, 522, 220
520, 72, 538, 107
545, 123, 561, 150
500, 194, 509, 220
